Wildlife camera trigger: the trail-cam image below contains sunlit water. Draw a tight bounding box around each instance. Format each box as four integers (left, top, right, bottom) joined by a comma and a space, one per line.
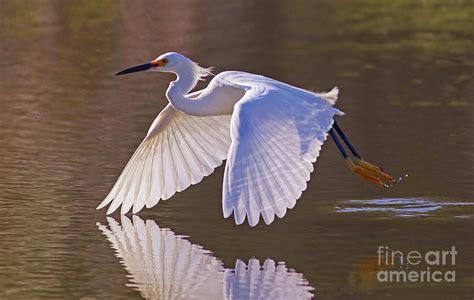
0, 0, 473, 299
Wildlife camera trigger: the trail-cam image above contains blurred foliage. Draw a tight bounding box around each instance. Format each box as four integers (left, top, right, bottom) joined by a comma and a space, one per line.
278, 0, 473, 63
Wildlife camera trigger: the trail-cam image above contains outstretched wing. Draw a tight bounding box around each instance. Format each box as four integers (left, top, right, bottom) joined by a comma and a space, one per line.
98, 104, 232, 214
223, 87, 343, 226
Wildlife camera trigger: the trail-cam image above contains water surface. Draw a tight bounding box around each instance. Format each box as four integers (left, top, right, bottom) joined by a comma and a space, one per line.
0, 0, 473, 299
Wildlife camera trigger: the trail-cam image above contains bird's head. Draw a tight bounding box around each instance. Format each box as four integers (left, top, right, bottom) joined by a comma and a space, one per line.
115, 52, 192, 76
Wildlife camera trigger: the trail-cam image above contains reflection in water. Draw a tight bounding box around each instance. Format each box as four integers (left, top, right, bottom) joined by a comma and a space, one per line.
98, 216, 224, 299
98, 216, 314, 300
225, 259, 314, 300
336, 198, 474, 217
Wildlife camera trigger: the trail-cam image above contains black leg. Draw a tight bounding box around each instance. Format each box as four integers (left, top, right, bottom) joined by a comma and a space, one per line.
332, 120, 362, 160
329, 128, 348, 159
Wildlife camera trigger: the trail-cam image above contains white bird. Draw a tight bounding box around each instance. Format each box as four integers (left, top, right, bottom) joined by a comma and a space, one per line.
97, 52, 396, 226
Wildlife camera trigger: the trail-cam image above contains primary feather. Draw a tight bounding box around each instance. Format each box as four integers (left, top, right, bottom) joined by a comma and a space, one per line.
220, 72, 342, 226
97, 104, 231, 214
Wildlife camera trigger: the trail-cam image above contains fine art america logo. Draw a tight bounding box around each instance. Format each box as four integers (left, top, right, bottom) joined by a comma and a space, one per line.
376, 246, 457, 283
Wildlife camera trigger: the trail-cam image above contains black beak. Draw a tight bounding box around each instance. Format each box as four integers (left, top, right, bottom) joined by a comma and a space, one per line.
115, 62, 153, 76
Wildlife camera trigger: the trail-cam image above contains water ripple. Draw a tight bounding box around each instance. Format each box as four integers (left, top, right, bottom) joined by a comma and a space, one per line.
335, 198, 474, 218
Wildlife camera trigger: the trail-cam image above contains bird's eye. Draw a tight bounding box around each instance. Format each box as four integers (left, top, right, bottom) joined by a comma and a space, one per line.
162, 58, 168, 64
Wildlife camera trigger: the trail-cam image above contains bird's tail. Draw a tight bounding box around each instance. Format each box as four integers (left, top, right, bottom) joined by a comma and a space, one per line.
318, 86, 339, 106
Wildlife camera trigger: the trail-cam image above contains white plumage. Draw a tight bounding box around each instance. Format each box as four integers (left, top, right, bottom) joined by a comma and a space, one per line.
98, 105, 231, 214
98, 52, 342, 226
223, 75, 342, 226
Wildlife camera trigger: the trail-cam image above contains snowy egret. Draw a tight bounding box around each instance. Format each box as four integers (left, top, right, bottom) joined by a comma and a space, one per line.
97, 52, 396, 226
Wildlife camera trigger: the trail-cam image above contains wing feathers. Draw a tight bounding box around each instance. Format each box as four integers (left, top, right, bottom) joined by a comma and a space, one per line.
99, 104, 231, 214
173, 121, 206, 183
223, 87, 341, 226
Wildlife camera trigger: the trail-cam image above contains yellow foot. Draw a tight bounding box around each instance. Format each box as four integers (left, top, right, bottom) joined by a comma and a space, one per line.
354, 158, 395, 183
345, 159, 393, 188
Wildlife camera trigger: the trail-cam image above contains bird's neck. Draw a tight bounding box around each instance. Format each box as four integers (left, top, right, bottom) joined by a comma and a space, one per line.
170, 63, 198, 95
165, 63, 243, 116
165, 63, 206, 115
